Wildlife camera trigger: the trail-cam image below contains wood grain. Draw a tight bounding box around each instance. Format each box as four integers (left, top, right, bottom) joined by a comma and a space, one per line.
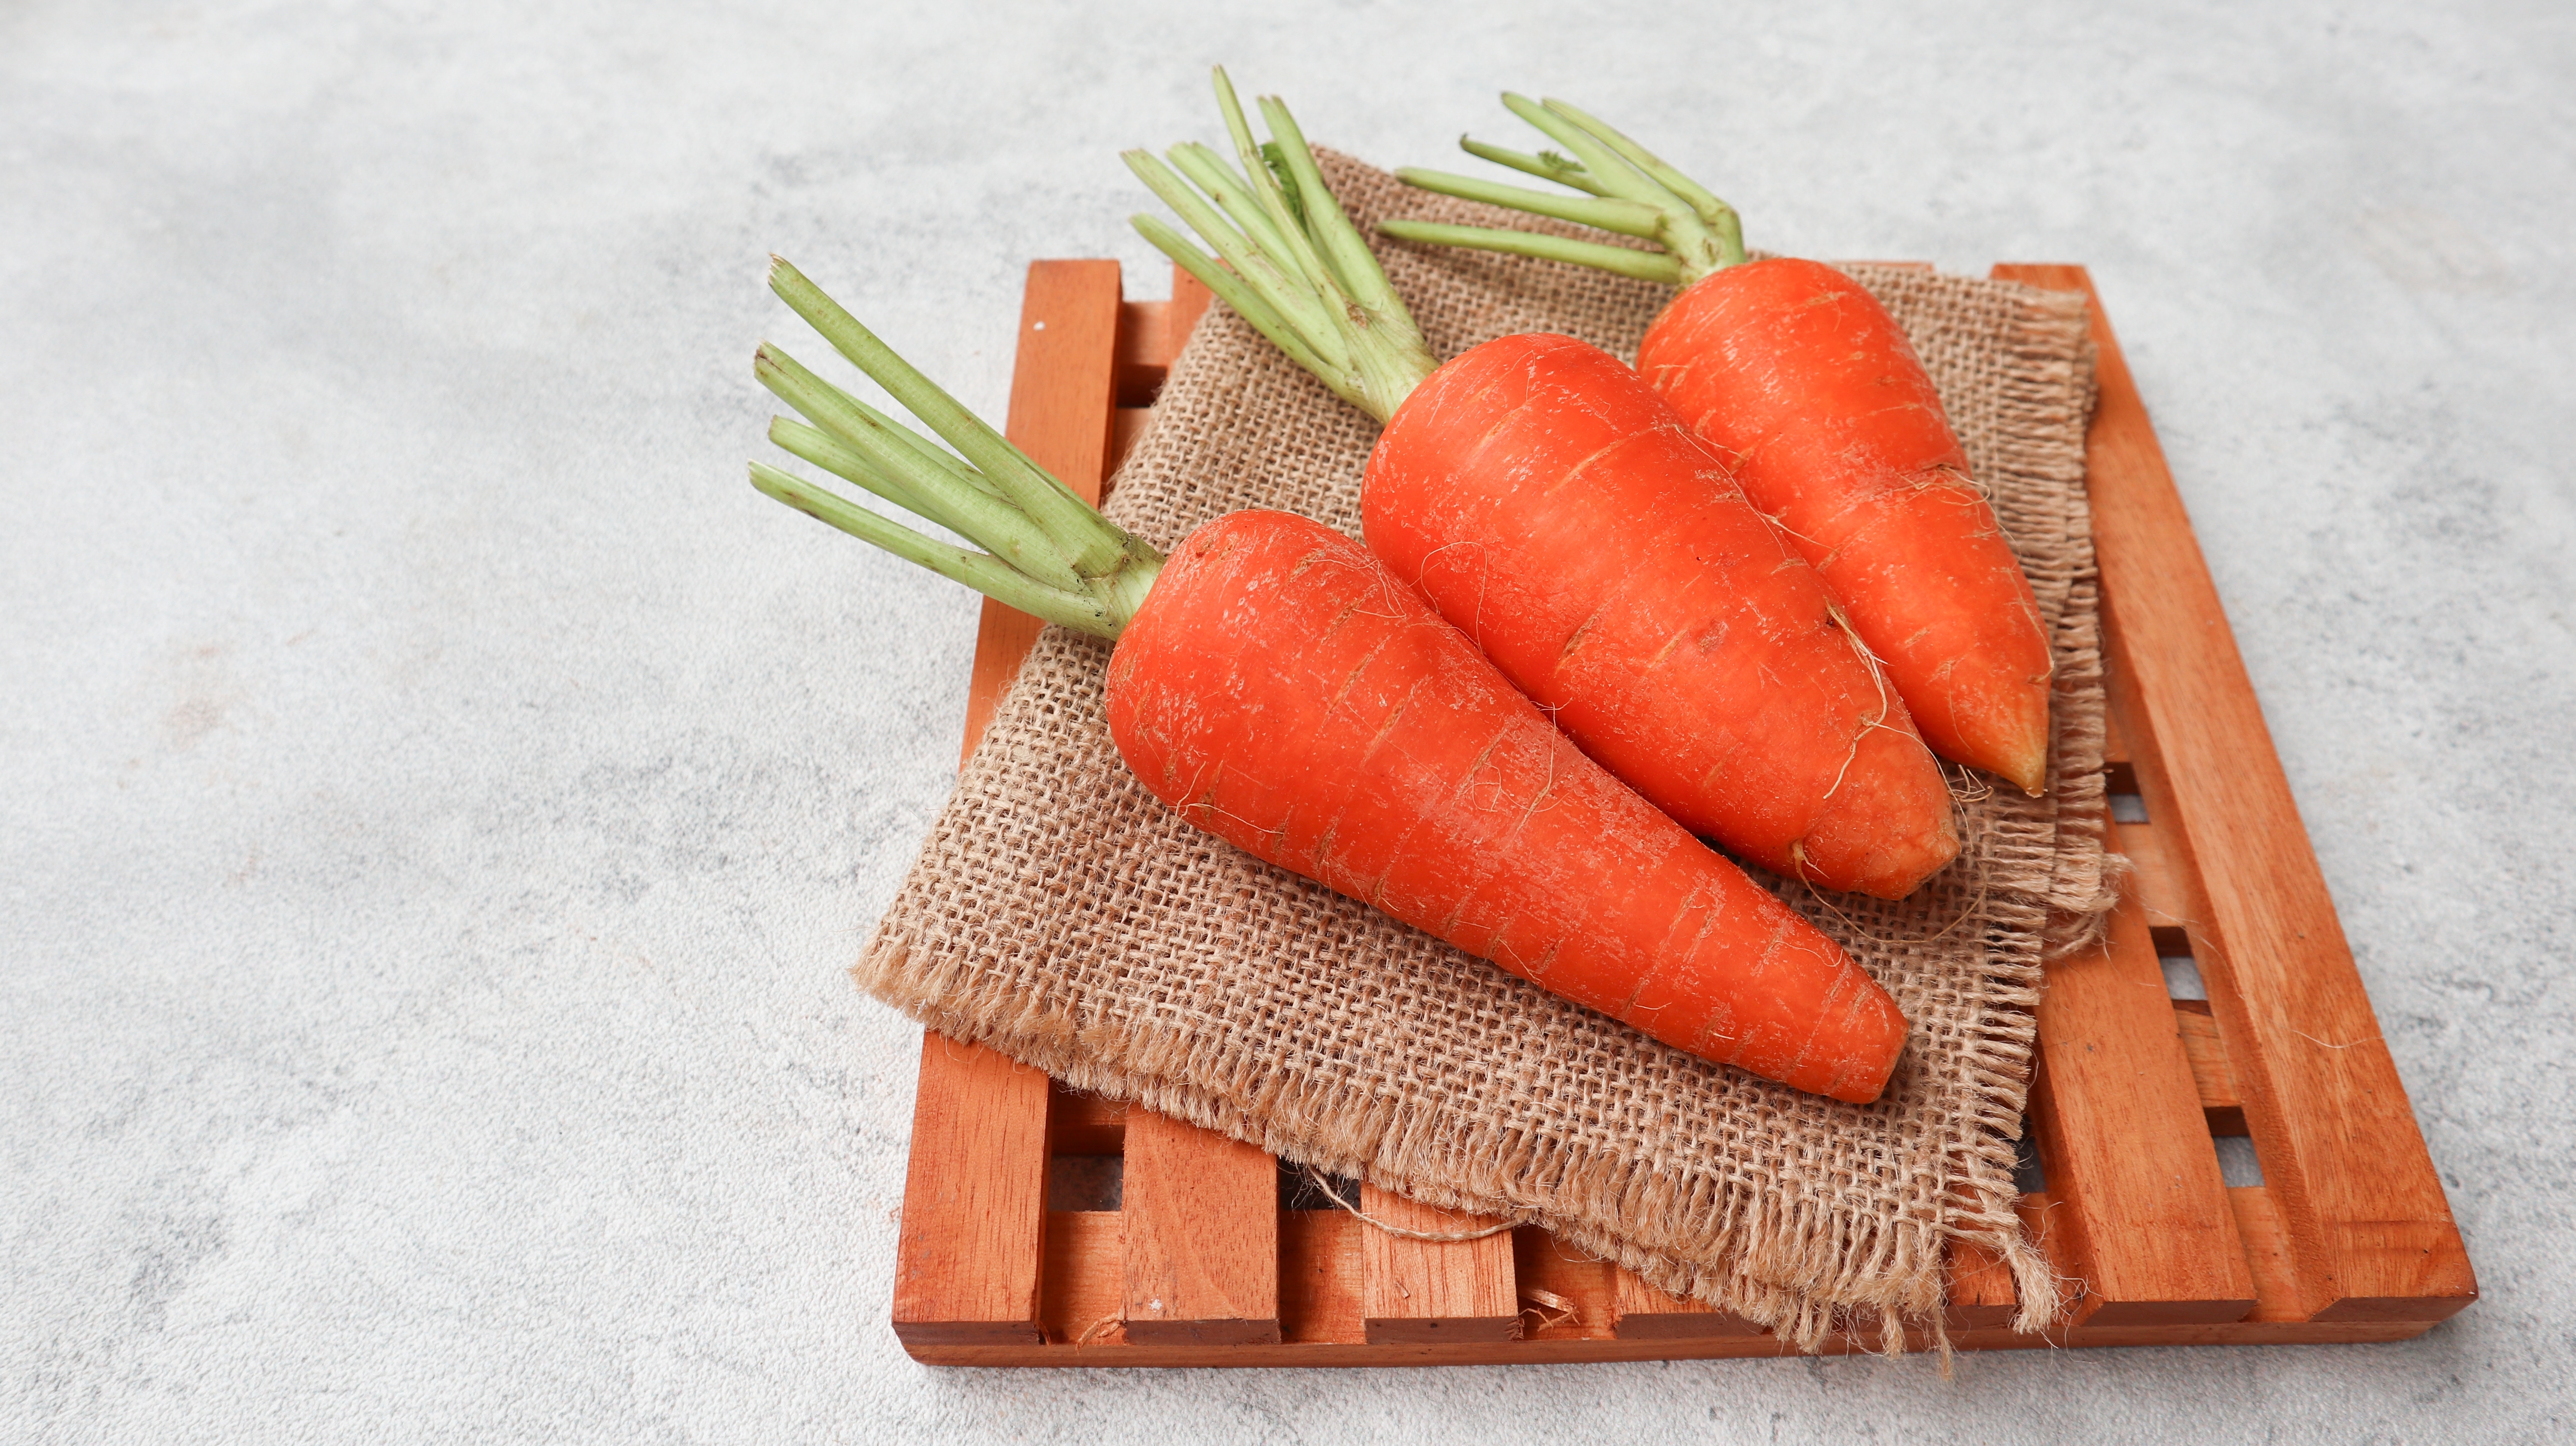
1279, 1211, 1368, 1344
890, 1033, 1052, 1345
1995, 263, 2476, 1324
894, 261, 1127, 1349
1358, 1185, 1522, 1343
2175, 1002, 2249, 1135
1120, 1108, 1283, 1344
959, 259, 1126, 759
2114, 813, 2193, 933
1512, 1230, 1619, 1340
1610, 1268, 1765, 1340
1942, 1238, 2023, 1332
2022, 803, 2257, 1326
1039, 1211, 1126, 1346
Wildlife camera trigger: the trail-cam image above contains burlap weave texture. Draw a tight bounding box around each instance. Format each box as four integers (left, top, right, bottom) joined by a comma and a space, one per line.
856, 154, 2116, 1347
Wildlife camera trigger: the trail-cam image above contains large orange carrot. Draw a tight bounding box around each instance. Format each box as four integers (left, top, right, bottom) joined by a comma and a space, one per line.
1385, 98, 2055, 794
1125, 71, 1958, 899
1366, 332, 1956, 897
744, 258, 1908, 1103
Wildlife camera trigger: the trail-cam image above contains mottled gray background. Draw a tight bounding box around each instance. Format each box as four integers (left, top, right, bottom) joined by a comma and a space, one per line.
4, 1, 2568, 1440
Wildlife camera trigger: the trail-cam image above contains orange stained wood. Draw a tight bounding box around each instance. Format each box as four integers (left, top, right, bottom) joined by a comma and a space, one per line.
2175, 1002, 2250, 1136
959, 260, 1126, 760
1941, 1236, 2023, 1332
897, 260, 1130, 1352
1039, 1210, 1127, 1346
1279, 1211, 1369, 1344
2114, 808, 2192, 933
1510, 1230, 1619, 1340
890, 1033, 1052, 1345
2022, 801, 2257, 1327
1047, 1084, 1128, 1155
1120, 1108, 1283, 1344
1358, 1185, 1522, 1343
1994, 263, 2475, 1324
1609, 1267, 1765, 1339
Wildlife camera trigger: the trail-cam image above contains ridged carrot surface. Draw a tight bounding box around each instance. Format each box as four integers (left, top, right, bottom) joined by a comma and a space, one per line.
1106, 510, 1910, 1103
1364, 333, 1958, 900
1635, 258, 2055, 793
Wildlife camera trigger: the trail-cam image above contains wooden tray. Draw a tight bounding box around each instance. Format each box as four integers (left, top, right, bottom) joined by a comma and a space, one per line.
883, 260, 2478, 1365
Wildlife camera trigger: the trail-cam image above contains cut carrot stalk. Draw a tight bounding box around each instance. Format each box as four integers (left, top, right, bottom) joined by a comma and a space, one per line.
747, 257, 1908, 1103
1127, 70, 1959, 899
1385, 98, 2057, 795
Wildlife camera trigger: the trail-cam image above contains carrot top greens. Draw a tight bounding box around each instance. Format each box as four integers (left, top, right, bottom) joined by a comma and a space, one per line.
1124, 69, 1437, 426
748, 258, 1162, 641
1381, 96, 1748, 288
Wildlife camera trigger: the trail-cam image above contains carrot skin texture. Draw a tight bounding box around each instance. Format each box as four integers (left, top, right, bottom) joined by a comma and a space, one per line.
1364, 334, 1959, 900
1636, 258, 2054, 793
1105, 509, 1909, 1103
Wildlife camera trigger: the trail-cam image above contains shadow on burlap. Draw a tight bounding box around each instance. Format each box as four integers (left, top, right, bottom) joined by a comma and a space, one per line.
855, 153, 2120, 1352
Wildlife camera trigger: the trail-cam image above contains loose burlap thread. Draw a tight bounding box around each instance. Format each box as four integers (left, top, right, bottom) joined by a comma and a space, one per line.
856, 154, 2118, 1351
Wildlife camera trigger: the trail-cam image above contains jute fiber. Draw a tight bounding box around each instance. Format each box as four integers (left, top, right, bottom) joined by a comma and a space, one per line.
856, 153, 2119, 1349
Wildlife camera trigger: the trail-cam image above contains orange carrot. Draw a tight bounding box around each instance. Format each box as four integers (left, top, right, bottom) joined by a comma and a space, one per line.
745, 258, 1909, 1103
1126, 71, 1959, 899
1386, 97, 2055, 794
1366, 332, 1956, 897
1114, 510, 1908, 1103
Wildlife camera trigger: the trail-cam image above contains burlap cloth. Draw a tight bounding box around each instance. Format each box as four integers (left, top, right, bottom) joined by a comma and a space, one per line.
857, 153, 2120, 1350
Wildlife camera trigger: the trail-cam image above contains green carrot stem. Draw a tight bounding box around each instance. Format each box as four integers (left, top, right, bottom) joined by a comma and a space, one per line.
1128, 212, 1335, 383
766, 257, 1131, 583
1391, 167, 1665, 238
1164, 142, 1306, 283
749, 462, 1125, 638
1540, 97, 1743, 248
1376, 219, 1685, 286
1497, 93, 1671, 208
1127, 67, 1438, 426
749, 265, 1166, 638
1458, 137, 1606, 194
754, 346, 1081, 589
765, 413, 1058, 578
1400, 95, 1747, 285
1124, 151, 1344, 370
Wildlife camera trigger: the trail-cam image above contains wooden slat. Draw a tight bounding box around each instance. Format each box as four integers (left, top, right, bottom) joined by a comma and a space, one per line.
1512, 1230, 1619, 1340
1358, 1185, 1522, 1343
1120, 1108, 1282, 1344
2176, 1002, 2250, 1135
891, 1034, 1052, 1345
1996, 263, 2476, 1324
2113, 814, 2191, 933
1039, 1211, 1126, 1346
893, 261, 1128, 1350
1610, 1268, 1764, 1340
2021, 800, 2257, 1326
1942, 1237, 2022, 1332
1279, 1211, 1368, 1344
1047, 1086, 1128, 1155
2228, 1187, 2308, 1323
958, 259, 1126, 758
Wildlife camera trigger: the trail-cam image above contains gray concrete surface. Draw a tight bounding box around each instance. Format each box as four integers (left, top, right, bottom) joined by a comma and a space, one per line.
5, 1, 2569, 1440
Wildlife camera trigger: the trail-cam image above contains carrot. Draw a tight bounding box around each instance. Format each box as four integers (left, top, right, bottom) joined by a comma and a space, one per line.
746, 256, 1908, 1103
1384, 97, 2056, 795
1125, 71, 1958, 900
